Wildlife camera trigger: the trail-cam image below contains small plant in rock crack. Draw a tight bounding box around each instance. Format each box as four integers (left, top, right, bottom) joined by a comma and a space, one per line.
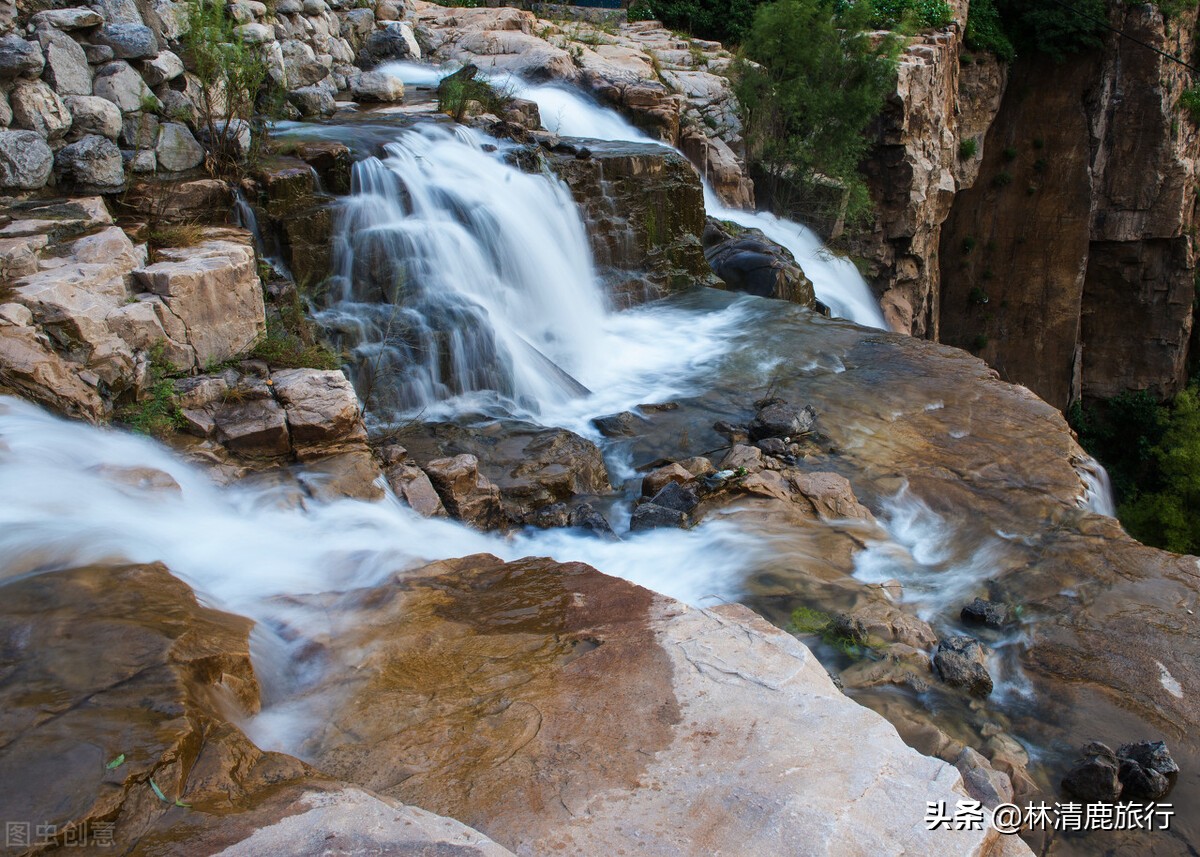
115, 341, 186, 438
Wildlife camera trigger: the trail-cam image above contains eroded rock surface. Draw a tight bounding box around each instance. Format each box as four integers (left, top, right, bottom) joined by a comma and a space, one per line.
292, 554, 1026, 856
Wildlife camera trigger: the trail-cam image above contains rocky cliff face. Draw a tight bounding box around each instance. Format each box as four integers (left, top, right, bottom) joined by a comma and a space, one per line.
849, 10, 1007, 337
934, 3, 1198, 407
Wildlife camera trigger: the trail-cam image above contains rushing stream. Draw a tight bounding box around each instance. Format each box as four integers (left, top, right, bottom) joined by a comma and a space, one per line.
0, 59, 1191, 857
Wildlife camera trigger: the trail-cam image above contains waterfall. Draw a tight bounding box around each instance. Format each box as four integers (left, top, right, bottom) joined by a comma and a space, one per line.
506, 79, 889, 330
378, 63, 889, 329
308, 119, 753, 428
316, 123, 605, 418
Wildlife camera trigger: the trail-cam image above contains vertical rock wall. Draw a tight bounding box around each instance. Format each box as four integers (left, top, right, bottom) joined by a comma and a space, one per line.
849, 15, 1007, 338
934, 2, 1198, 407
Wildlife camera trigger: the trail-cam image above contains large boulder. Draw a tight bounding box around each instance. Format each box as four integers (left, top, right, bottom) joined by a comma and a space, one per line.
278, 38, 329, 88
298, 554, 1026, 856
93, 23, 158, 59
0, 35, 44, 80
92, 60, 157, 112
703, 219, 816, 308
141, 49, 183, 86
36, 27, 93, 96
423, 453, 504, 529
287, 84, 336, 118
9, 79, 72, 140
54, 134, 124, 190
154, 121, 203, 171
0, 325, 106, 420
132, 229, 266, 368
29, 8, 105, 29
63, 94, 122, 140
350, 70, 404, 103
0, 130, 53, 189
358, 21, 420, 67
270, 368, 368, 459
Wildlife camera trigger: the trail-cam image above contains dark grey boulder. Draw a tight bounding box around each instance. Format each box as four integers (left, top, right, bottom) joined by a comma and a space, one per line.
1062, 742, 1122, 802
932, 635, 993, 697
960, 597, 1013, 629
749, 399, 816, 441
630, 502, 687, 532
650, 480, 699, 515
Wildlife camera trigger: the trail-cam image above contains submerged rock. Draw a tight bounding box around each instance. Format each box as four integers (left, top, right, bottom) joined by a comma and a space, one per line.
629, 500, 687, 531
592, 409, 644, 437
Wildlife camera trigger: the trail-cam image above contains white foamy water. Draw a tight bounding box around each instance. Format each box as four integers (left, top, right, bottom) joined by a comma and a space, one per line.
0, 398, 757, 615
1076, 456, 1116, 517
317, 121, 753, 428
498, 78, 888, 330
851, 484, 1015, 621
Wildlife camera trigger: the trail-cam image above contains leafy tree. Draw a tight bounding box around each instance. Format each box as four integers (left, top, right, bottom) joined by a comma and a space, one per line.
1120, 386, 1200, 554
734, 0, 900, 226
965, 0, 1106, 62
181, 0, 283, 173
643, 0, 767, 44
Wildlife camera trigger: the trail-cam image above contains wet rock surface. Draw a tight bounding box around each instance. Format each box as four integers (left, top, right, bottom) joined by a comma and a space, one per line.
292, 554, 1022, 856
548, 140, 716, 306
703, 217, 815, 307
394, 420, 612, 524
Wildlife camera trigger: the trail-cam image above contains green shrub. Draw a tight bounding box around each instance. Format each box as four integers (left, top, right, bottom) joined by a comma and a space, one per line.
182, 0, 283, 173
913, 0, 953, 27
251, 295, 341, 370
628, 0, 657, 20
964, 0, 1014, 61
1180, 87, 1200, 124
650, 0, 766, 44
958, 138, 978, 160
867, 0, 952, 30
1101, 386, 1200, 554
993, 170, 1013, 186
115, 341, 185, 438
437, 70, 514, 121
1002, 145, 1018, 160
734, 0, 900, 228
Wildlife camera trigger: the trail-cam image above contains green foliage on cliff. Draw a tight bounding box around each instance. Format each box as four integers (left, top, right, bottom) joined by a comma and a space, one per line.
869, 0, 953, 30
644, 0, 765, 44
965, 0, 1105, 62
116, 342, 185, 439
734, 0, 900, 226
1071, 385, 1200, 555
1180, 87, 1200, 124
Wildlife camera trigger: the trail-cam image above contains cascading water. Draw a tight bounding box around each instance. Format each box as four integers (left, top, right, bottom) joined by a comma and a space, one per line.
379, 61, 891, 331
302, 117, 755, 429
316, 123, 605, 417
510, 80, 889, 329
